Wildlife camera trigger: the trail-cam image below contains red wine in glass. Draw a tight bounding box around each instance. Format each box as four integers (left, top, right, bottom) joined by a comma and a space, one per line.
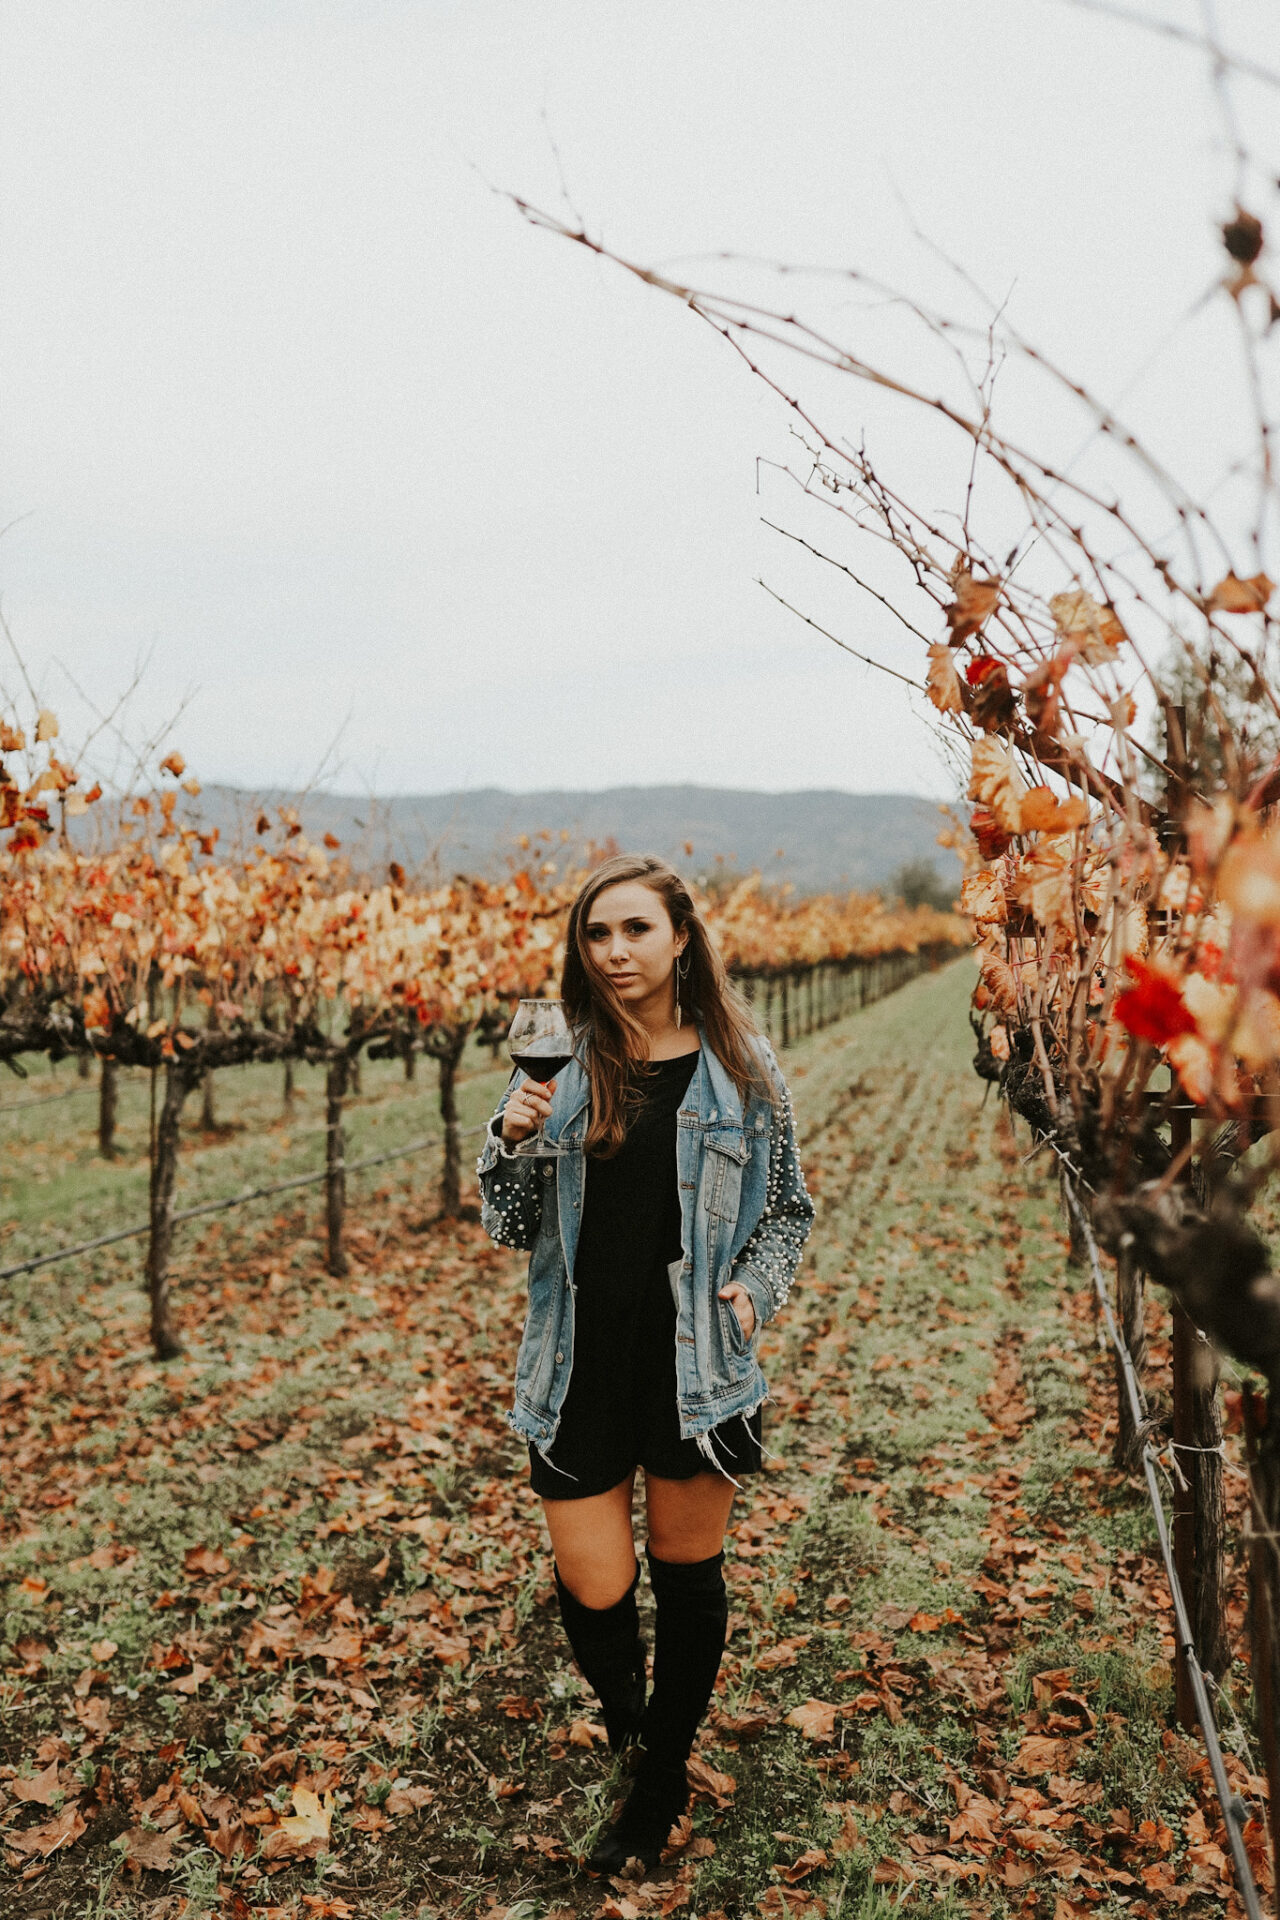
506, 999, 574, 1156
510, 1049, 572, 1083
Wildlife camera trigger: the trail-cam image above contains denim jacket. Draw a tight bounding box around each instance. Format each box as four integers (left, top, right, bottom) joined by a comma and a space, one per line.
475, 1029, 814, 1465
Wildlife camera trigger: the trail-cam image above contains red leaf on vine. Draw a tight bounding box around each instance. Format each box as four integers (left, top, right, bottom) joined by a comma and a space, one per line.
1113, 956, 1196, 1045
970, 807, 1013, 861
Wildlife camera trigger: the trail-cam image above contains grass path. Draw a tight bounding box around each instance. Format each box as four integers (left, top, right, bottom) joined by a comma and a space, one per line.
0, 961, 1263, 1919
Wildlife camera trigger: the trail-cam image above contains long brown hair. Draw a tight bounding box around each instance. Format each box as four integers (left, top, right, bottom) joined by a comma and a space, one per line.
561, 853, 773, 1156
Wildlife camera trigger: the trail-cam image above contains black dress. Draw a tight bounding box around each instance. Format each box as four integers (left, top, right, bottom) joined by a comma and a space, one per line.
528, 1051, 763, 1499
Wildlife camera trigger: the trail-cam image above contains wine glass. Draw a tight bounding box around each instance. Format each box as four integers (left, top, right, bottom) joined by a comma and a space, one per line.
507, 999, 574, 1157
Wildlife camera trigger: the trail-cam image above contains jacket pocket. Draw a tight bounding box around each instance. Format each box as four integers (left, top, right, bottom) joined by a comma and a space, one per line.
702, 1129, 750, 1223
718, 1290, 752, 1356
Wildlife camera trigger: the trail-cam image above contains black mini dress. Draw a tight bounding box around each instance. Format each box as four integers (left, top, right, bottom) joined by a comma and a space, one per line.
528, 1050, 763, 1500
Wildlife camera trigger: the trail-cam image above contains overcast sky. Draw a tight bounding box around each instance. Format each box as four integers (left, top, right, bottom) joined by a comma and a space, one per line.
1, 1, 1275, 801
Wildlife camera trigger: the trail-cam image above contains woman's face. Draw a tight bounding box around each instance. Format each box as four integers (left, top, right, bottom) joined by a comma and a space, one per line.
581, 880, 687, 1016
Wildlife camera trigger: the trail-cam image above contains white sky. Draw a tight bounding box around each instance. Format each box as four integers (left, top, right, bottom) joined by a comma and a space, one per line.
1, 1, 1276, 800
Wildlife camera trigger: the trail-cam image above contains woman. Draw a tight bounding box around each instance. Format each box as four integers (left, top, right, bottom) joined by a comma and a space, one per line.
476, 853, 813, 1875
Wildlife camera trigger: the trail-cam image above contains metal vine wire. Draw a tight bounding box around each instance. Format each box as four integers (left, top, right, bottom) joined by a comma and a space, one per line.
0, 1122, 493, 1285
1060, 1174, 1267, 1920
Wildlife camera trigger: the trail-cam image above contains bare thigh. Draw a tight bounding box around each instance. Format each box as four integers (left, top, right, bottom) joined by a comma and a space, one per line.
541, 1474, 638, 1608
645, 1471, 738, 1563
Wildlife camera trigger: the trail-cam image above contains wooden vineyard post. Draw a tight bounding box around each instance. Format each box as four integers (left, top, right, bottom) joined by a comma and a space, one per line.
781, 974, 792, 1049
325, 1052, 350, 1278
433, 1025, 468, 1216
98, 1055, 118, 1159
1191, 1331, 1228, 1679
1061, 1161, 1087, 1269
1113, 1239, 1146, 1465
1159, 703, 1229, 1694
1170, 1097, 1196, 1727
147, 1059, 193, 1360
1243, 1388, 1280, 1898
200, 1067, 217, 1130
283, 1058, 295, 1111
1169, 1103, 1229, 1725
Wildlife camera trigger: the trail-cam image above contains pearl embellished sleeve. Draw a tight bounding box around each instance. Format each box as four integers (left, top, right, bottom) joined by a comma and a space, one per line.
731, 1047, 814, 1328
475, 1081, 545, 1251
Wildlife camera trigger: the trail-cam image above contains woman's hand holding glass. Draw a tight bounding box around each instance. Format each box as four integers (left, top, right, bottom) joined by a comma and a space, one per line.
501, 1077, 557, 1146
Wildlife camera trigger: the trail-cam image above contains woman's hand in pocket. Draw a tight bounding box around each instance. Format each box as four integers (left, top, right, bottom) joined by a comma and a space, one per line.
718, 1282, 756, 1342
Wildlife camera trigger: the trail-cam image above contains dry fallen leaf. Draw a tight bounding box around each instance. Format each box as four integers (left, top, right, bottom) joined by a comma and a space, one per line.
6, 1803, 86, 1860
685, 1754, 736, 1807
121, 1826, 175, 1871
782, 1847, 830, 1883
183, 1544, 231, 1577
785, 1698, 839, 1742
567, 1718, 605, 1748
170, 1661, 215, 1695
10, 1762, 62, 1806
267, 1784, 335, 1857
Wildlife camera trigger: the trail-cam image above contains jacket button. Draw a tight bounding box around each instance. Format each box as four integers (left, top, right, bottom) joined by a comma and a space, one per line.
555, 1352, 564, 1364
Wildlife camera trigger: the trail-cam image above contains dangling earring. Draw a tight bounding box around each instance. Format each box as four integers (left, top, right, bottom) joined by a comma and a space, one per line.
674, 949, 690, 1029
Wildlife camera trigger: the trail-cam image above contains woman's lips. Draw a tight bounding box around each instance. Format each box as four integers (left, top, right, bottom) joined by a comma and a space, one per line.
610, 973, 637, 985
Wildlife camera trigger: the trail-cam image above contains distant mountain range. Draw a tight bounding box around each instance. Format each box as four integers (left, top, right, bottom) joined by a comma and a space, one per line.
188, 784, 961, 898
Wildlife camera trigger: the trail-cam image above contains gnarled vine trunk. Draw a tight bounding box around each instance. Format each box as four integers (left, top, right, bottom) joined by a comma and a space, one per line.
325, 1053, 350, 1278
147, 1061, 193, 1359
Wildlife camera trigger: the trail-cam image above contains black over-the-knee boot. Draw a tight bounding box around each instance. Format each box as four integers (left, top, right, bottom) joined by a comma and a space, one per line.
554, 1561, 647, 1754
586, 1546, 729, 1875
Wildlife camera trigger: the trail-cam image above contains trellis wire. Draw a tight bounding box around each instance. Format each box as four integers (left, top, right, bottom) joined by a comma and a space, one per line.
0, 1082, 96, 1115
1060, 1175, 1267, 1920
0, 1122, 492, 1284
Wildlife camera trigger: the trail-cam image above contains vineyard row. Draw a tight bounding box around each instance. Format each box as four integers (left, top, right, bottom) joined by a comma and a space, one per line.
4, 946, 953, 1358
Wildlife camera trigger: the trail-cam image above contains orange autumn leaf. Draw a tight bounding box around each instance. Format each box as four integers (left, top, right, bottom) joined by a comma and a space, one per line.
925, 643, 964, 715
960, 870, 1007, 925
967, 736, 1026, 834
785, 1698, 839, 1741
5, 1802, 86, 1859
1018, 786, 1089, 836
945, 568, 1001, 643
11, 1761, 63, 1805
1049, 588, 1127, 659
268, 1784, 335, 1856
183, 1544, 231, 1576
1205, 570, 1273, 613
